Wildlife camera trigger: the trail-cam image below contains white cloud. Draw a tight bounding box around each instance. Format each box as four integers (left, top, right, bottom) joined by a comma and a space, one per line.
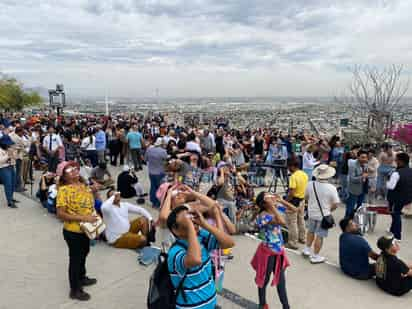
0, 0, 410, 97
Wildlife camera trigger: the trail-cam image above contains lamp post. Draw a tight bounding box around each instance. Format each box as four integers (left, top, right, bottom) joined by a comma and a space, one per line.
48, 84, 65, 116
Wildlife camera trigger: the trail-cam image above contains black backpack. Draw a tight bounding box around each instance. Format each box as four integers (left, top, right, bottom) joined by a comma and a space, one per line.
147, 242, 188, 309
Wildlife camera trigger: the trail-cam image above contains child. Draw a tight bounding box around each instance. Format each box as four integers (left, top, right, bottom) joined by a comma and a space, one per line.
251, 192, 291, 309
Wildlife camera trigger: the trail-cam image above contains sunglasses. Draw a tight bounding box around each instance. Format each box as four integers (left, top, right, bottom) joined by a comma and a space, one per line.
65, 166, 79, 173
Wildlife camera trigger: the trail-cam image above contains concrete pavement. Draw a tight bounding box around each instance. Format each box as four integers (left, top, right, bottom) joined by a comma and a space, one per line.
1, 165, 412, 309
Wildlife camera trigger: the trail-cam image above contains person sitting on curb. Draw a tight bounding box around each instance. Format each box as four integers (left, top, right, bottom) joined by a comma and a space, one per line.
339, 217, 379, 280
375, 234, 412, 296
166, 205, 235, 309
116, 165, 147, 202
91, 162, 114, 190
101, 190, 153, 249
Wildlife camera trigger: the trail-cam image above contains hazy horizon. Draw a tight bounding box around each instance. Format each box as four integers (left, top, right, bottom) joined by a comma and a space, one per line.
1, 1, 412, 98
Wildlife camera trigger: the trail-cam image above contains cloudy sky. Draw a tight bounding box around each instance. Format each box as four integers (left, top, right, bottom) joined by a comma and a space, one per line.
0, 0, 411, 97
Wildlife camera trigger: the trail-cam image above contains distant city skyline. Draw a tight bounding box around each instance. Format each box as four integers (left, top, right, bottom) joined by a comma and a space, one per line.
1, 1, 411, 97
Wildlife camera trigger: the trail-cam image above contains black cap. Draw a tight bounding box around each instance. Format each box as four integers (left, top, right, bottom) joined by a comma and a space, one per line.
377, 235, 395, 251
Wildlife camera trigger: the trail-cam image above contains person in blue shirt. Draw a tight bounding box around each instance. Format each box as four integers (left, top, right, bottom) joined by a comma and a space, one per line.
126, 125, 144, 171
339, 218, 379, 280
167, 205, 235, 309
95, 125, 107, 164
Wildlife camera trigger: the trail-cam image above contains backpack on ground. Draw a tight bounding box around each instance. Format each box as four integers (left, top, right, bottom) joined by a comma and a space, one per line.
147, 243, 187, 309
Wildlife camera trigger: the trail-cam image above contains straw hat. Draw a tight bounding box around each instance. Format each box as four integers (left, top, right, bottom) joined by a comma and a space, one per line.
154, 137, 164, 146
313, 164, 336, 180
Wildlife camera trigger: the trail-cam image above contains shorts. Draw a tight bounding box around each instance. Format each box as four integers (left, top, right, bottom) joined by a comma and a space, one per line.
306, 219, 328, 238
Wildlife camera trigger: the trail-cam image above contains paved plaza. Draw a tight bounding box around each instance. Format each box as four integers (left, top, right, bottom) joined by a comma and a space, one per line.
1, 166, 412, 309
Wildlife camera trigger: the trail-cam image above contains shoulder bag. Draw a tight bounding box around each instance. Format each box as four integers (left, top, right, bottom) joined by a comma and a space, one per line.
80, 212, 106, 239
312, 182, 335, 230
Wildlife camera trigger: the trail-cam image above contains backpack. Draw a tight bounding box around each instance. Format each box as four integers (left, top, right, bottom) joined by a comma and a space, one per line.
147, 242, 188, 309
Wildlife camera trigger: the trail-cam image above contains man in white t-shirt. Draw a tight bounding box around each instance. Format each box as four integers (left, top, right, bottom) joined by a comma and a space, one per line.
303, 164, 340, 264
101, 190, 153, 249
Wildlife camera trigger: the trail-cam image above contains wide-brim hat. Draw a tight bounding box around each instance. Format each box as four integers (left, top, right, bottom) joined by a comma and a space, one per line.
313, 164, 336, 180
154, 137, 164, 146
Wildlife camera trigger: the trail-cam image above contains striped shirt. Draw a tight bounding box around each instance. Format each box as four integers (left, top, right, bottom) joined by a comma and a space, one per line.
168, 229, 219, 309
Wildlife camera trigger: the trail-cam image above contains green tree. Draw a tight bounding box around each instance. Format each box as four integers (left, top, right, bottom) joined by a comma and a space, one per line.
0, 75, 42, 111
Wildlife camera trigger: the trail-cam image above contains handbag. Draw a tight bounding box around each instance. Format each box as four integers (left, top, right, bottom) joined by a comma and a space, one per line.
312, 182, 335, 230
80, 212, 106, 239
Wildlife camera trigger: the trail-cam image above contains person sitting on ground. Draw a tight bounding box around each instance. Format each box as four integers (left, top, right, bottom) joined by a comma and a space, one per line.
37, 171, 57, 209
101, 189, 153, 249
117, 165, 146, 200
91, 162, 114, 189
375, 234, 412, 296
166, 205, 235, 309
339, 217, 379, 280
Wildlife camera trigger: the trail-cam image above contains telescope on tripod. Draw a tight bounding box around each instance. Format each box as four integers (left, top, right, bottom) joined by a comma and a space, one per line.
259, 160, 289, 194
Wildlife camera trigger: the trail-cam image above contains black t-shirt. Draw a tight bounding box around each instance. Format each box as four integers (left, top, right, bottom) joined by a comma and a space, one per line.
254, 140, 264, 155
376, 253, 410, 296
117, 171, 138, 198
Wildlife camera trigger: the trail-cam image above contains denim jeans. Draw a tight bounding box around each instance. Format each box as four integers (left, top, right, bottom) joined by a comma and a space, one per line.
345, 193, 365, 218
377, 165, 394, 197
303, 168, 313, 180
129, 148, 142, 170
15, 158, 23, 191
149, 173, 165, 208
97, 149, 106, 163
0, 165, 15, 205
339, 174, 349, 201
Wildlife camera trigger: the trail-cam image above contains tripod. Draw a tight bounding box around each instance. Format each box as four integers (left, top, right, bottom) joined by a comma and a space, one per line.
261, 161, 289, 194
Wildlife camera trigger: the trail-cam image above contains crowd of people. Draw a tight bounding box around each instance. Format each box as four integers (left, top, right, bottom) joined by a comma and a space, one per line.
1, 110, 412, 308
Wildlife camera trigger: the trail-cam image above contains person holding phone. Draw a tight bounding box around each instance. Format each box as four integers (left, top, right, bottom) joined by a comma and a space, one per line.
56, 161, 98, 301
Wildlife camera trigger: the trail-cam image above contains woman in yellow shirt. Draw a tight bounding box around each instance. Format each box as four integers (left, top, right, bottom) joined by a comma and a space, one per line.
56, 161, 98, 301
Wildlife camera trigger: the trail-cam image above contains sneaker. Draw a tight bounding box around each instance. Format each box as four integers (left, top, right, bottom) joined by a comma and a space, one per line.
8, 203, 18, 209
310, 255, 326, 264
81, 277, 97, 287
302, 247, 311, 257
69, 289, 91, 301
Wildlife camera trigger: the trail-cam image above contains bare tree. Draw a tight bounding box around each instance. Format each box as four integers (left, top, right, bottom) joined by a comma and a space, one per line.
349, 64, 410, 143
